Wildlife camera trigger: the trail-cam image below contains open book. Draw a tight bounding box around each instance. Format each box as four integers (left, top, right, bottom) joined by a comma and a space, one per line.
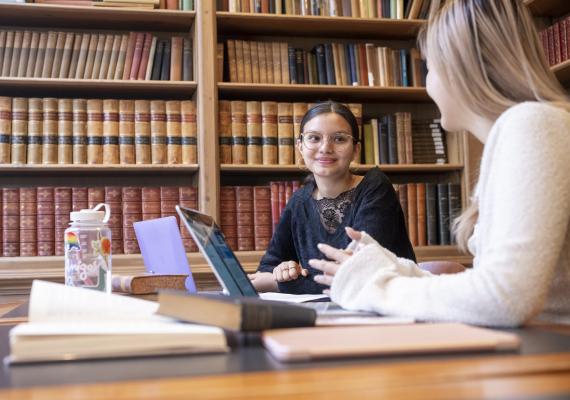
8, 281, 228, 364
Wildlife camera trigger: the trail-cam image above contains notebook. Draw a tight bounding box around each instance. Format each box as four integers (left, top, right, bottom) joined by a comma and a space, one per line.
262, 323, 521, 362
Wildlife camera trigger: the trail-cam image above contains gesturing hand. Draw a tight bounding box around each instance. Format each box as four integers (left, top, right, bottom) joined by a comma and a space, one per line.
273, 261, 308, 282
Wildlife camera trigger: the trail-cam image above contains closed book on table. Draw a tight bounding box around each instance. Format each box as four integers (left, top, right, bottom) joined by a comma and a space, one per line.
112, 274, 188, 294
157, 291, 317, 332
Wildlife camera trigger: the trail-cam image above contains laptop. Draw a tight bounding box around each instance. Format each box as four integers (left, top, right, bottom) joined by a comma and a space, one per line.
176, 205, 380, 315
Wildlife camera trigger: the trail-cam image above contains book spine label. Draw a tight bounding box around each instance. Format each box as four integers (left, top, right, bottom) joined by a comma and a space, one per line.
57, 99, 73, 165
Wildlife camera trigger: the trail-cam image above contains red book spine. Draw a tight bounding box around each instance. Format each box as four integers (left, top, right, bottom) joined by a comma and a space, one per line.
560, 19, 568, 62
54, 187, 72, 256
220, 186, 238, 251
37, 187, 55, 256
142, 187, 161, 220
105, 186, 123, 255
87, 187, 105, 209
284, 181, 293, 204
179, 186, 198, 252
270, 181, 279, 234
553, 22, 562, 65
3, 189, 20, 256
122, 186, 142, 254
19, 188, 37, 257
137, 33, 153, 80
129, 32, 145, 80
278, 181, 286, 218
72, 187, 88, 212
236, 186, 254, 251
253, 186, 272, 251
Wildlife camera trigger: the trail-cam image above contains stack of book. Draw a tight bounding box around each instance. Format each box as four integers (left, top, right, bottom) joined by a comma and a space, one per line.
0, 30, 193, 81
218, 100, 361, 165
539, 16, 570, 67
28, 0, 195, 10
0, 185, 198, 257
222, 39, 425, 86
0, 97, 197, 165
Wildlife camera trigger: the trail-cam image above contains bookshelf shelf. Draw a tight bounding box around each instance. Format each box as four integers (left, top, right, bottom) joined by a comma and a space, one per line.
553, 59, 570, 84
221, 164, 463, 174
0, 3, 196, 31
218, 83, 431, 102
0, 78, 198, 98
217, 12, 425, 39
524, 0, 570, 17
0, 164, 199, 176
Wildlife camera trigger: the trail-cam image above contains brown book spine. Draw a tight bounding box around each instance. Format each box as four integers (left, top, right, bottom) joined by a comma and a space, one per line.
104, 186, 123, 255
141, 186, 161, 220
37, 187, 54, 256
58, 32, 75, 79
11, 98, 27, 165
0, 96, 10, 163
227, 39, 237, 82
145, 36, 158, 81
119, 100, 135, 164
253, 186, 272, 250
292, 102, 307, 165
1, 31, 14, 77
271, 41, 282, 84
242, 40, 253, 83
129, 32, 145, 80
73, 33, 90, 80
103, 99, 120, 164
3, 188, 20, 256
115, 33, 130, 80
230, 100, 247, 164
71, 187, 88, 211
261, 101, 278, 165
165, 100, 182, 164
25, 31, 40, 78
57, 98, 73, 165
404, 112, 413, 163
50, 31, 66, 78
27, 98, 43, 164
137, 33, 153, 80
246, 101, 262, 164
406, 183, 418, 247
235, 39, 245, 82
277, 102, 294, 165
416, 182, 426, 246
90, 33, 106, 79
9, 30, 23, 78
218, 100, 232, 164
41, 31, 57, 78
180, 100, 197, 164
33, 32, 48, 78
83, 33, 99, 79
17, 30, 32, 78
265, 42, 274, 83
278, 181, 286, 216
42, 98, 58, 164
96, 34, 113, 80
134, 100, 151, 164
87, 99, 104, 164
170, 36, 183, 81
87, 186, 105, 209
150, 100, 167, 164
122, 186, 142, 254
258, 41, 268, 83
182, 36, 192, 81
250, 41, 260, 83
179, 186, 198, 252
0, 31, 5, 78
280, 42, 290, 84
270, 181, 279, 233
220, 186, 237, 250
54, 187, 72, 256
19, 188, 37, 256
395, 112, 406, 164
236, 186, 254, 251
72, 98, 87, 164
216, 42, 224, 82
67, 33, 83, 79
106, 34, 121, 80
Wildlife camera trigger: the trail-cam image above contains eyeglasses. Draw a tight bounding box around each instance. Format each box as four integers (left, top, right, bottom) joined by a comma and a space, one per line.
299, 131, 357, 150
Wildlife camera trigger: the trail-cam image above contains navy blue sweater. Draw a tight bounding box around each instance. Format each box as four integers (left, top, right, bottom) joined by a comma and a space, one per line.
258, 168, 416, 294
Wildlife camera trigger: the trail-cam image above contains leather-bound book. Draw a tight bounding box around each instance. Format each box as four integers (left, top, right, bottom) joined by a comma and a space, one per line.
277, 102, 294, 165
261, 101, 278, 165
170, 36, 183, 81
72, 98, 87, 164
11, 98, 27, 165
230, 100, 247, 164
218, 100, 232, 164
150, 100, 167, 164
134, 100, 151, 164
57, 98, 73, 165
119, 100, 135, 164
180, 100, 197, 164
42, 98, 58, 165
246, 101, 262, 164
166, 100, 182, 164
103, 99, 120, 164
0, 96, 11, 163
27, 98, 43, 164
86, 99, 104, 164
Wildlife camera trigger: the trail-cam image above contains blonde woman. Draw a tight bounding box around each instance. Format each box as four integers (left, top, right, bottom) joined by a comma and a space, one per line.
310, 0, 570, 326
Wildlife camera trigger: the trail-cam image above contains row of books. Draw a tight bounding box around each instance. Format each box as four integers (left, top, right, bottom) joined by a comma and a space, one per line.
0, 186, 198, 257
362, 115, 447, 165
218, 0, 431, 19
220, 181, 301, 252
539, 15, 570, 67
223, 39, 425, 87
0, 97, 197, 165
0, 30, 193, 81
6, 0, 195, 10
218, 100, 362, 165
395, 182, 461, 247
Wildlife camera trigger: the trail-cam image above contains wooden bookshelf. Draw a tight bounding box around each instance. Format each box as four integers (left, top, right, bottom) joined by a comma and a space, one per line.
221, 164, 463, 174
217, 12, 425, 39
553, 59, 570, 84
0, 164, 199, 175
0, 3, 195, 31
218, 83, 431, 102
524, 0, 570, 17
0, 78, 198, 98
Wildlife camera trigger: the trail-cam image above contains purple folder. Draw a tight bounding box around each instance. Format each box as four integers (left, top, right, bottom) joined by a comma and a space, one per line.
133, 216, 196, 293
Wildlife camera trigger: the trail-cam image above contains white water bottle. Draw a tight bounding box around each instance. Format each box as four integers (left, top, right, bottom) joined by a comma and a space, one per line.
64, 203, 112, 293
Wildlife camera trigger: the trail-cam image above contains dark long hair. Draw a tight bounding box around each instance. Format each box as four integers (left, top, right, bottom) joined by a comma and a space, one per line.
299, 101, 360, 142
299, 101, 360, 186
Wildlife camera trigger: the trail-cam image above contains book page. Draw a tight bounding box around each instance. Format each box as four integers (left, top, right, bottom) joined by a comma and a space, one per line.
259, 292, 329, 303
28, 280, 166, 323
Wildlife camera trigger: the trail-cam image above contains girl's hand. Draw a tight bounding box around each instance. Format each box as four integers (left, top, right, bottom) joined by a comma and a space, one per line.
273, 261, 309, 282
248, 272, 278, 292
309, 243, 354, 287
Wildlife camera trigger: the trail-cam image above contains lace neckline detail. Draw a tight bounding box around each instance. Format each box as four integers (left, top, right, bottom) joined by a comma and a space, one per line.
314, 188, 356, 234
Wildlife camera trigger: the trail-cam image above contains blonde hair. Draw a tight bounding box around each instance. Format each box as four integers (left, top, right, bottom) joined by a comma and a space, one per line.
418, 0, 570, 252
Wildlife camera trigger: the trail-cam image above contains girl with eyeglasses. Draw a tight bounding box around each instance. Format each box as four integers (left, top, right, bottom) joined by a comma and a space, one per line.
310, 0, 570, 327
248, 101, 415, 294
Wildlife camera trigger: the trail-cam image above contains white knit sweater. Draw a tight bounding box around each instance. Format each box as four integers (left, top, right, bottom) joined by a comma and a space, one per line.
330, 102, 570, 327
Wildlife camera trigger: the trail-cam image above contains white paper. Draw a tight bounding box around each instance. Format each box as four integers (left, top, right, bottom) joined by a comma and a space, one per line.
316, 315, 415, 326
259, 292, 329, 303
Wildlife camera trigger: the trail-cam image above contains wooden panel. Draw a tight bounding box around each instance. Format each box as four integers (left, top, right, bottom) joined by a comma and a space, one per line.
217, 12, 425, 39
0, 353, 568, 399
0, 78, 197, 99
553, 59, 570, 85
218, 83, 431, 103
0, 3, 195, 31
524, 0, 570, 16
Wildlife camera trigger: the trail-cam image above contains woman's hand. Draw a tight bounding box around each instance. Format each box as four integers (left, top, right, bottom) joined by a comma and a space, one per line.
272, 261, 308, 282
248, 272, 278, 292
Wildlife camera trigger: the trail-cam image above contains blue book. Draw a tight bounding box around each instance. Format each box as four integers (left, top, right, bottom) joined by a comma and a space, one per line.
324, 43, 336, 85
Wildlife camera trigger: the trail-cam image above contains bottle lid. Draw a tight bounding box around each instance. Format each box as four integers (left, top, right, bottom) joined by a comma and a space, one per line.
69, 203, 111, 223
